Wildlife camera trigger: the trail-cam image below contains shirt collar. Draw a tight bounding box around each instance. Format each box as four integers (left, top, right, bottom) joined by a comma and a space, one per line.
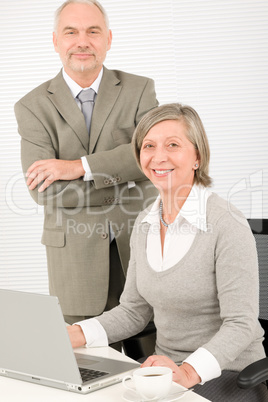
62, 68, 103, 99
142, 184, 211, 232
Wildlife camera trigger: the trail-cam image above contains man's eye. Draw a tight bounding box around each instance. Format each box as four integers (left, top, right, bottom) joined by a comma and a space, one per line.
89, 30, 100, 35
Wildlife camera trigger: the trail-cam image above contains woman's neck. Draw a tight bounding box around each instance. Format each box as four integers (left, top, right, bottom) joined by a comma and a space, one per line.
160, 185, 193, 224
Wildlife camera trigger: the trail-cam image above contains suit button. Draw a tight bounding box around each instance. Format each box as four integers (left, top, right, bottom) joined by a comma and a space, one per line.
101, 233, 108, 239
116, 177, 121, 182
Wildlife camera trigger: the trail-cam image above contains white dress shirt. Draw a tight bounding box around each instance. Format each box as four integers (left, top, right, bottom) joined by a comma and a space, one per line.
76, 185, 221, 383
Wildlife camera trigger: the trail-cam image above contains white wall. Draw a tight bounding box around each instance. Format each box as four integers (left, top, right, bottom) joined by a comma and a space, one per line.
0, 0, 267, 293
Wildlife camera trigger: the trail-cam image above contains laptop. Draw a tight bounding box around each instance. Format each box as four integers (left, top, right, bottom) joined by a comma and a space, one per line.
0, 289, 139, 394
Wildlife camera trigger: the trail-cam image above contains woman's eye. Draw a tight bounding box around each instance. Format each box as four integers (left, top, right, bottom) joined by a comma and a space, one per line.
168, 143, 178, 147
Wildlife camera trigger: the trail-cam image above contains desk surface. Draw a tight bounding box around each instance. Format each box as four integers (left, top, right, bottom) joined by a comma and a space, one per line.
0, 347, 210, 402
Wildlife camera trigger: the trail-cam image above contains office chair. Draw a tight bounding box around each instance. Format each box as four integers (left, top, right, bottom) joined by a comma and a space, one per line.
237, 219, 268, 389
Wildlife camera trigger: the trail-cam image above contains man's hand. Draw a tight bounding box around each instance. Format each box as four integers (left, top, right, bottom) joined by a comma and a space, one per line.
67, 325, 87, 348
141, 355, 201, 388
26, 159, 85, 192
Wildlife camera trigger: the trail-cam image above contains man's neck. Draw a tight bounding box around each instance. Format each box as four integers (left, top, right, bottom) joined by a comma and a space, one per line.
64, 66, 103, 88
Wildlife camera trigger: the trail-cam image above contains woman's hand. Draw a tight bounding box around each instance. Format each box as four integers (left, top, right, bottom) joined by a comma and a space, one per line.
67, 325, 87, 348
141, 355, 201, 388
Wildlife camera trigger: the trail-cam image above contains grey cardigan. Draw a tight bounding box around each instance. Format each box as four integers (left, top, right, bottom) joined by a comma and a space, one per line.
97, 193, 265, 371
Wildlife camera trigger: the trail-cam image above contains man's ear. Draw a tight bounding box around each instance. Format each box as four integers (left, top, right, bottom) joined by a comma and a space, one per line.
107, 29, 112, 51
53, 32, 59, 53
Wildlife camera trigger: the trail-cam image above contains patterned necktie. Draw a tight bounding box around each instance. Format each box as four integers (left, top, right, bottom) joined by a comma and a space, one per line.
77, 88, 96, 133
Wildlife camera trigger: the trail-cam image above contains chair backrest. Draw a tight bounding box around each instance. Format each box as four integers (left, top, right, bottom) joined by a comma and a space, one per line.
248, 219, 268, 355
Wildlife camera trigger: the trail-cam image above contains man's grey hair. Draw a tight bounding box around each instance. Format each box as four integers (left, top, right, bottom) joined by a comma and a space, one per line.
54, 0, 110, 33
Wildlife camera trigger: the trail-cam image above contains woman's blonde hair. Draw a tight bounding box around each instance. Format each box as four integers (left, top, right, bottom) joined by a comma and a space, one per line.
132, 103, 212, 187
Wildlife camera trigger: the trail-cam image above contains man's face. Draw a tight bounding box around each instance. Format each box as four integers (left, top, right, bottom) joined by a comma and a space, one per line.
53, 3, 112, 78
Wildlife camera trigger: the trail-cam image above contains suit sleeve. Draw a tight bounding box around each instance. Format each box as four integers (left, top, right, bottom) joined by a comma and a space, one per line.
15, 101, 126, 208
85, 78, 158, 190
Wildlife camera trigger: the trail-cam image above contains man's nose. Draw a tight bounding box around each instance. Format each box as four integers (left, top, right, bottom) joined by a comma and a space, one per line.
77, 33, 90, 47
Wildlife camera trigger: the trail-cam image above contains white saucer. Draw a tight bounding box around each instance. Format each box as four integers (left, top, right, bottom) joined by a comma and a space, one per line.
123, 383, 186, 402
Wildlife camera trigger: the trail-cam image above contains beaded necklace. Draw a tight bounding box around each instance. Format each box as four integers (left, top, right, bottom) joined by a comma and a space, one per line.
159, 200, 169, 227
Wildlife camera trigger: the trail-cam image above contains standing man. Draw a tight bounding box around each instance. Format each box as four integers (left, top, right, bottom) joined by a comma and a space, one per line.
15, 0, 158, 325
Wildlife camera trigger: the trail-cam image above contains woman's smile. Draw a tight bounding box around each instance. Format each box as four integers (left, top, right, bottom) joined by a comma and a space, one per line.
153, 168, 174, 176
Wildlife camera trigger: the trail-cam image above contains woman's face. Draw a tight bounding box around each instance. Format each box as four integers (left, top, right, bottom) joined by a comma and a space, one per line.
140, 119, 199, 197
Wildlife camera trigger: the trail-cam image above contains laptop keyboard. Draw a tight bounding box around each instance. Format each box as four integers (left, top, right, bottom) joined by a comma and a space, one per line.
79, 367, 109, 383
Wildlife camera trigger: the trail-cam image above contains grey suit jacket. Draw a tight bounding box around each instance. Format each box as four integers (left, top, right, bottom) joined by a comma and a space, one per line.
15, 67, 158, 315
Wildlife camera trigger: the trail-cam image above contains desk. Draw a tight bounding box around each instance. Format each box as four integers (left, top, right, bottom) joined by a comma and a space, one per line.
0, 347, 210, 402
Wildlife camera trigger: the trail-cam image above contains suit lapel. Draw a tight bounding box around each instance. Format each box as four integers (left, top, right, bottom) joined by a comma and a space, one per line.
47, 71, 89, 151
89, 67, 121, 153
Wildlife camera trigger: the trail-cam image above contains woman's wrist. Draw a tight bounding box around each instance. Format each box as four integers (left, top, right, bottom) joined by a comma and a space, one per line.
174, 362, 201, 388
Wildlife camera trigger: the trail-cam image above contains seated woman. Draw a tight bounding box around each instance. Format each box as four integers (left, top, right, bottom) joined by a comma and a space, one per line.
68, 103, 267, 401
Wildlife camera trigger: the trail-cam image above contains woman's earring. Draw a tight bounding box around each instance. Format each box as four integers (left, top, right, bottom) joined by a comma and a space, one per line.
195, 163, 199, 169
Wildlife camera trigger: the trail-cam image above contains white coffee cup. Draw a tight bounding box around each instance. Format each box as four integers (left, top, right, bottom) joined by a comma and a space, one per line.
122, 366, 172, 401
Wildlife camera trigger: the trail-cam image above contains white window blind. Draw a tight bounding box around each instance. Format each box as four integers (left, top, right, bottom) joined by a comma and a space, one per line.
0, 0, 267, 293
